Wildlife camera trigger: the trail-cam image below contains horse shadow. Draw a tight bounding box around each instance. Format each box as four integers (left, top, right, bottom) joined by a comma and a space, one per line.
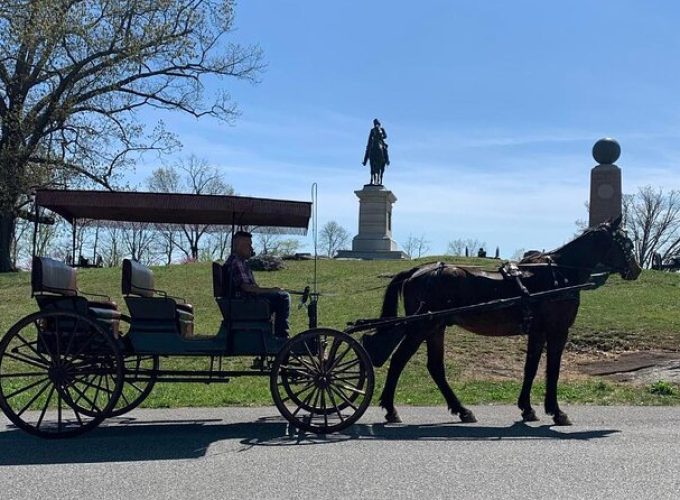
0, 416, 619, 466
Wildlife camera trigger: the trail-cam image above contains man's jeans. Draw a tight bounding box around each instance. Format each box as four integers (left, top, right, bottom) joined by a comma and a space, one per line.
260, 291, 290, 337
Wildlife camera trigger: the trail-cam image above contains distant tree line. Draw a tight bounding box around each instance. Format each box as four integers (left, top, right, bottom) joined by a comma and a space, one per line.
10, 158, 305, 268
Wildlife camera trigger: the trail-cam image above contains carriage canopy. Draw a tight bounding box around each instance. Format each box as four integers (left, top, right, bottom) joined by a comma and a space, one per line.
35, 189, 312, 234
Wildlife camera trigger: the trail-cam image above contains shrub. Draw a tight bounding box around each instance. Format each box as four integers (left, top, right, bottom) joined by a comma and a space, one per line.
649, 380, 676, 396
248, 255, 285, 271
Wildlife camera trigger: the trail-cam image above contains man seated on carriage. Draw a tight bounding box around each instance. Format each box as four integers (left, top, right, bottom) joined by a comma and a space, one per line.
225, 231, 291, 338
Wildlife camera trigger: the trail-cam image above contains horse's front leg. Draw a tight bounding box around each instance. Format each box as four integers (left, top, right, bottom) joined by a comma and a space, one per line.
426, 326, 476, 423
545, 329, 571, 425
379, 332, 422, 423
517, 329, 545, 422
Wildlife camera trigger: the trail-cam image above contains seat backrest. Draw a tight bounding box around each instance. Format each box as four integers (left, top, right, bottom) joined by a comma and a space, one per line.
32, 256, 78, 296
212, 261, 225, 298
122, 259, 156, 297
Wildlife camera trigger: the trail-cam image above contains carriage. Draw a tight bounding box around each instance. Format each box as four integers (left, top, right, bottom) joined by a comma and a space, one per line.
1, 189, 641, 438
0, 189, 375, 438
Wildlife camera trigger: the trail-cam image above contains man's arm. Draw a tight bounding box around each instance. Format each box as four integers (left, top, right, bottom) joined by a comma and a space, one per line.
241, 283, 283, 294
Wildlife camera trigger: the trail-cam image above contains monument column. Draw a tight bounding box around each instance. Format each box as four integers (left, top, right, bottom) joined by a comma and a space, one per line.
336, 184, 408, 259
589, 137, 622, 227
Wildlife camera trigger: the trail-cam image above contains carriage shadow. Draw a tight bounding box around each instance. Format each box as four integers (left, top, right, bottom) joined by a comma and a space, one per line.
0, 416, 619, 466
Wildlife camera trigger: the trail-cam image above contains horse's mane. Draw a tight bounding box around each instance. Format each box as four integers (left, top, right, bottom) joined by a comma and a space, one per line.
520, 225, 610, 265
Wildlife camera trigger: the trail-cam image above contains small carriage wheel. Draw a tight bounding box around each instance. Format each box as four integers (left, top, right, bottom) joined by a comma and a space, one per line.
78, 316, 158, 418
270, 328, 374, 434
0, 311, 124, 439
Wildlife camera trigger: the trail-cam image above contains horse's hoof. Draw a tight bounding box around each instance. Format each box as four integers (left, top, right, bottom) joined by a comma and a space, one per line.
385, 411, 402, 424
553, 413, 572, 426
522, 409, 539, 422
459, 409, 477, 423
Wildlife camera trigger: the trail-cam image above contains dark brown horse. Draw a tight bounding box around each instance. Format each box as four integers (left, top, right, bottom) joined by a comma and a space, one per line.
362, 217, 641, 426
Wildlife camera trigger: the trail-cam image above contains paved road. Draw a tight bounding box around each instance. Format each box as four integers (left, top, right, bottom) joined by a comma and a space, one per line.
1, 405, 679, 499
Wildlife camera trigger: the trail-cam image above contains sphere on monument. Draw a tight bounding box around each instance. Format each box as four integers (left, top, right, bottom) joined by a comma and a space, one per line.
592, 138, 621, 165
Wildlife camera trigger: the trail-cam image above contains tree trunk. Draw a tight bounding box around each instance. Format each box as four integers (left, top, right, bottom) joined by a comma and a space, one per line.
0, 212, 17, 272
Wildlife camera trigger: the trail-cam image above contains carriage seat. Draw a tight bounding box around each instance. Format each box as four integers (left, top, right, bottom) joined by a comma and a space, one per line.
122, 259, 194, 337
31, 256, 121, 332
212, 261, 271, 321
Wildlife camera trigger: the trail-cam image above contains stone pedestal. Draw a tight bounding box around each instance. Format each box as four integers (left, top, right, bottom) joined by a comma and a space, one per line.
589, 138, 622, 227
336, 185, 408, 260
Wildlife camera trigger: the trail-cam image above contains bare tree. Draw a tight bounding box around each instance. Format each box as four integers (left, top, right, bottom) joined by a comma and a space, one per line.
415, 234, 430, 258
0, 0, 263, 271
209, 231, 232, 261
147, 157, 234, 260
147, 166, 181, 265
623, 186, 680, 267
99, 227, 124, 268
403, 234, 417, 259
446, 238, 485, 258
446, 239, 466, 257
256, 231, 281, 256
320, 221, 350, 258
120, 223, 156, 265
403, 233, 430, 258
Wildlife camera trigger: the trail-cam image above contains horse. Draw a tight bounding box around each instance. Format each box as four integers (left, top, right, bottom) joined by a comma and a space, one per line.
362, 217, 641, 426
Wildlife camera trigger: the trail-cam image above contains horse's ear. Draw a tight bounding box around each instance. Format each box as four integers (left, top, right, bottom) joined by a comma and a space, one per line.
610, 215, 622, 230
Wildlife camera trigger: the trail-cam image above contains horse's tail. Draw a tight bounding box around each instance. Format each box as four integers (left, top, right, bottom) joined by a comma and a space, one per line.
362, 266, 421, 367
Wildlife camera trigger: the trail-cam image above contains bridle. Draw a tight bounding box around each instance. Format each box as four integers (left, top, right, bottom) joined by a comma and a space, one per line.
609, 227, 638, 279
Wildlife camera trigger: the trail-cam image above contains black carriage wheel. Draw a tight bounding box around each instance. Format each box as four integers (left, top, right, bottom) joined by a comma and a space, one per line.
75, 316, 158, 418
270, 328, 374, 434
0, 311, 124, 439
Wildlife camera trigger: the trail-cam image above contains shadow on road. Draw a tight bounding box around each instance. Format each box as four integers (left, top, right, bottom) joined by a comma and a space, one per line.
0, 416, 619, 466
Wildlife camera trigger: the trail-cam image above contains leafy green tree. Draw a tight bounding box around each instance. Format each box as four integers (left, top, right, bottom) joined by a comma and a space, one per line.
0, 0, 262, 271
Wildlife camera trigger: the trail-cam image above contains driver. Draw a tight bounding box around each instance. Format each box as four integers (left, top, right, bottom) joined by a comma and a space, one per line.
225, 231, 291, 338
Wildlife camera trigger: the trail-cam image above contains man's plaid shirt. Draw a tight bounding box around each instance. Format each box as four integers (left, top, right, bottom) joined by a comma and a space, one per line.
225, 254, 256, 294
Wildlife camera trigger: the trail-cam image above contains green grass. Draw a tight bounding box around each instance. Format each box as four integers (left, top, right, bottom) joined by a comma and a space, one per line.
1, 257, 679, 409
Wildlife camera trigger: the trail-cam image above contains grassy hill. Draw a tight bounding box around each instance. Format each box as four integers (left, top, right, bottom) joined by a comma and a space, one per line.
1, 257, 679, 408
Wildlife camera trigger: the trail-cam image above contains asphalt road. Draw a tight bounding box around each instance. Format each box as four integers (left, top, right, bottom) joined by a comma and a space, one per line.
1, 405, 679, 499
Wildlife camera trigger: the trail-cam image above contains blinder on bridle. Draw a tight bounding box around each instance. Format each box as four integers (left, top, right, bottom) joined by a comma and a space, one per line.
608, 226, 638, 278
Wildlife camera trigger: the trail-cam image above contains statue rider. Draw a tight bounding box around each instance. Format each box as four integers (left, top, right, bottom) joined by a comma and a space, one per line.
362, 118, 390, 185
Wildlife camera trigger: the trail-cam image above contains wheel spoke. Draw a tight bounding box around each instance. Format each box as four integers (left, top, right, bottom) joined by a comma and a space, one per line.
280, 379, 316, 403
289, 351, 318, 374
15, 333, 50, 364
292, 385, 319, 417
68, 379, 101, 412
324, 386, 345, 423
4, 377, 49, 399
2, 352, 50, 371
35, 384, 55, 428
57, 391, 63, 432
73, 374, 116, 396
331, 357, 361, 374
328, 385, 359, 411
0, 371, 48, 379
16, 380, 51, 417
326, 344, 353, 372
282, 366, 315, 381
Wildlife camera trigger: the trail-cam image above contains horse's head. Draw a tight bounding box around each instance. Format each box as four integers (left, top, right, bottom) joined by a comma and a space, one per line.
598, 216, 642, 281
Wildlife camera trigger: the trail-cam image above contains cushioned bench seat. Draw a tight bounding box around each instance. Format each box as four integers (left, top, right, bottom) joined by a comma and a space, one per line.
122, 259, 194, 338
32, 256, 121, 336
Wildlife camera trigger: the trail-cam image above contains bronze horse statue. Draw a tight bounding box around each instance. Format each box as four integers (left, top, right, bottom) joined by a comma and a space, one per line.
362, 119, 389, 185
362, 217, 641, 426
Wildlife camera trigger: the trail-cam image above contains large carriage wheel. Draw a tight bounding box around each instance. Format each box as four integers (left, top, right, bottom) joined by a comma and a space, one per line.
0, 311, 123, 438
270, 328, 374, 434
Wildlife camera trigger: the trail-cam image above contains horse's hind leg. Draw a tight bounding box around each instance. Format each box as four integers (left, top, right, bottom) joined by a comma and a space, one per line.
517, 329, 546, 422
379, 331, 423, 423
426, 326, 476, 423
545, 329, 571, 426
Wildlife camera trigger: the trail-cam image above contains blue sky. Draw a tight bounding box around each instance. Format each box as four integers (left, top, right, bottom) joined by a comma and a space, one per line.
134, 0, 680, 257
